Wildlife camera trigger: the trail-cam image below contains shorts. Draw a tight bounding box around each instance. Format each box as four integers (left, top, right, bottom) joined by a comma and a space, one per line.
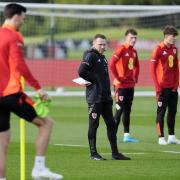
0, 92, 37, 132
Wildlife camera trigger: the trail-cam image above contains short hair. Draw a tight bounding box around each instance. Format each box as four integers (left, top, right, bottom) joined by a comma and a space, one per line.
163, 25, 178, 36
93, 34, 106, 40
125, 28, 137, 36
4, 3, 26, 19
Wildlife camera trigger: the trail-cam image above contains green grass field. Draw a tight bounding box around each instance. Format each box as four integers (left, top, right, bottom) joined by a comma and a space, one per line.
25, 27, 164, 44
7, 96, 180, 180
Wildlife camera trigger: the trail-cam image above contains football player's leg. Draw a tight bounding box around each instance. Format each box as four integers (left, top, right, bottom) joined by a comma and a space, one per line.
167, 91, 180, 144
114, 89, 125, 133
88, 103, 103, 159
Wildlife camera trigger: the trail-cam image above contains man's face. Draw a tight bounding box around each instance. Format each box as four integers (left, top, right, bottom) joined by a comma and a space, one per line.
165, 34, 176, 45
93, 37, 107, 54
13, 12, 25, 30
125, 33, 137, 47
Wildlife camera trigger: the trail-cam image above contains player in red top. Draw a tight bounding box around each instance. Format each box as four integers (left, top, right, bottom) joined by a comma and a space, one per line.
110, 28, 140, 143
150, 25, 180, 145
0, 3, 63, 179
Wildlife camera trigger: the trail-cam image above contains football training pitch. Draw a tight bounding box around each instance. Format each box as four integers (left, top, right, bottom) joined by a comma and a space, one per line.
7, 96, 180, 179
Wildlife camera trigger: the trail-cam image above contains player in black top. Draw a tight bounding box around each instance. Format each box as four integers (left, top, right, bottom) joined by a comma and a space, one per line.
78, 34, 130, 160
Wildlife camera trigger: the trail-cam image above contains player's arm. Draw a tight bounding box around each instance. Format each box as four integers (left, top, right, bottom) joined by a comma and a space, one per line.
109, 46, 124, 82
10, 38, 41, 89
10, 39, 49, 100
173, 49, 179, 91
9, 37, 48, 100
134, 51, 140, 83
150, 46, 162, 94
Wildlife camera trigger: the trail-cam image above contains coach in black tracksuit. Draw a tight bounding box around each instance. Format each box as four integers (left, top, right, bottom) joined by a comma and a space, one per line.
78, 34, 130, 160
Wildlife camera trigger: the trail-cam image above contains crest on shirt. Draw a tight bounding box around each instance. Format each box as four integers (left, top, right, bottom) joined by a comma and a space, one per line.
173, 49, 176, 54
92, 113, 97, 119
98, 59, 101, 62
158, 101, 162, 107
163, 51, 167, 55
119, 96, 124, 101
125, 52, 129, 57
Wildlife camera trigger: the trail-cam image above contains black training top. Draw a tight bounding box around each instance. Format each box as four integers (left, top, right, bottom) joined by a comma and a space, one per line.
78, 48, 112, 104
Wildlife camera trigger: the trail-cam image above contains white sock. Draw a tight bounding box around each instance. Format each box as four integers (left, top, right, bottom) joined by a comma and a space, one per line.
124, 133, 130, 137
168, 135, 175, 139
34, 156, 45, 169
0, 178, 6, 180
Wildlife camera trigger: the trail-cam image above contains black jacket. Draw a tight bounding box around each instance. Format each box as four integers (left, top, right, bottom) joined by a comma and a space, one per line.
78, 48, 112, 104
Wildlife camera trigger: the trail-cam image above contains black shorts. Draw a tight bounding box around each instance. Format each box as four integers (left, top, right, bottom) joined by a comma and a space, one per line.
0, 92, 37, 132
115, 88, 134, 105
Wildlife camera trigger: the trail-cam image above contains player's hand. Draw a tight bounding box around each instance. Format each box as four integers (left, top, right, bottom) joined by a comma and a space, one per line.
133, 77, 138, 83
86, 82, 92, 87
118, 77, 126, 83
37, 89, 49, 101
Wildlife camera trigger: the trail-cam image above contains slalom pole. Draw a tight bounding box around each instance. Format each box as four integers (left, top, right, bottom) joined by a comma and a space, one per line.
20, 76, 26, 180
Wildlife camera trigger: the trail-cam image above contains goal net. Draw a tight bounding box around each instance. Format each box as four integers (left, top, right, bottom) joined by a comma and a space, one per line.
0, 3, 180, 89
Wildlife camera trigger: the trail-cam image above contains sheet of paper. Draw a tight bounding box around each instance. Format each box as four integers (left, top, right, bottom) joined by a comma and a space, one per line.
72, 77, 91, 85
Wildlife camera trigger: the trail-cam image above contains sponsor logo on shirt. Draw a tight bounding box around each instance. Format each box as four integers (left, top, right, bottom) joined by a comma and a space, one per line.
98, 59, 101, 62
125, 52, 129, 57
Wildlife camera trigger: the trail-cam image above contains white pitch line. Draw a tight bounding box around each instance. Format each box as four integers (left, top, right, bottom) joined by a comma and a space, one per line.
125, 152, 145, 155
54, 144, 145, 155
163, 151, 180, 154
54, 143, 88, 148
101, 152, 145, 155
53, 145, 180, 155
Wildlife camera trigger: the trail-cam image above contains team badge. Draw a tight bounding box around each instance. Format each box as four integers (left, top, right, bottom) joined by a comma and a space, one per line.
173, 49, 176, 54
158, 101, 162, 107
92, 113, 97, 119
119, 96, 124, 101
98, 59, 101, 62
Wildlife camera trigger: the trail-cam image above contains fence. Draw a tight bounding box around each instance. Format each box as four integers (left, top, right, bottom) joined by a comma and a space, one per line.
26, 59, 153, 87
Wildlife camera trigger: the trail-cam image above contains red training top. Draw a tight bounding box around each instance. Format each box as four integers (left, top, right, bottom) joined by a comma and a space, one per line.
0, 23, 41, 97
109, 43, 139, 89
150, 42, 179, 94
